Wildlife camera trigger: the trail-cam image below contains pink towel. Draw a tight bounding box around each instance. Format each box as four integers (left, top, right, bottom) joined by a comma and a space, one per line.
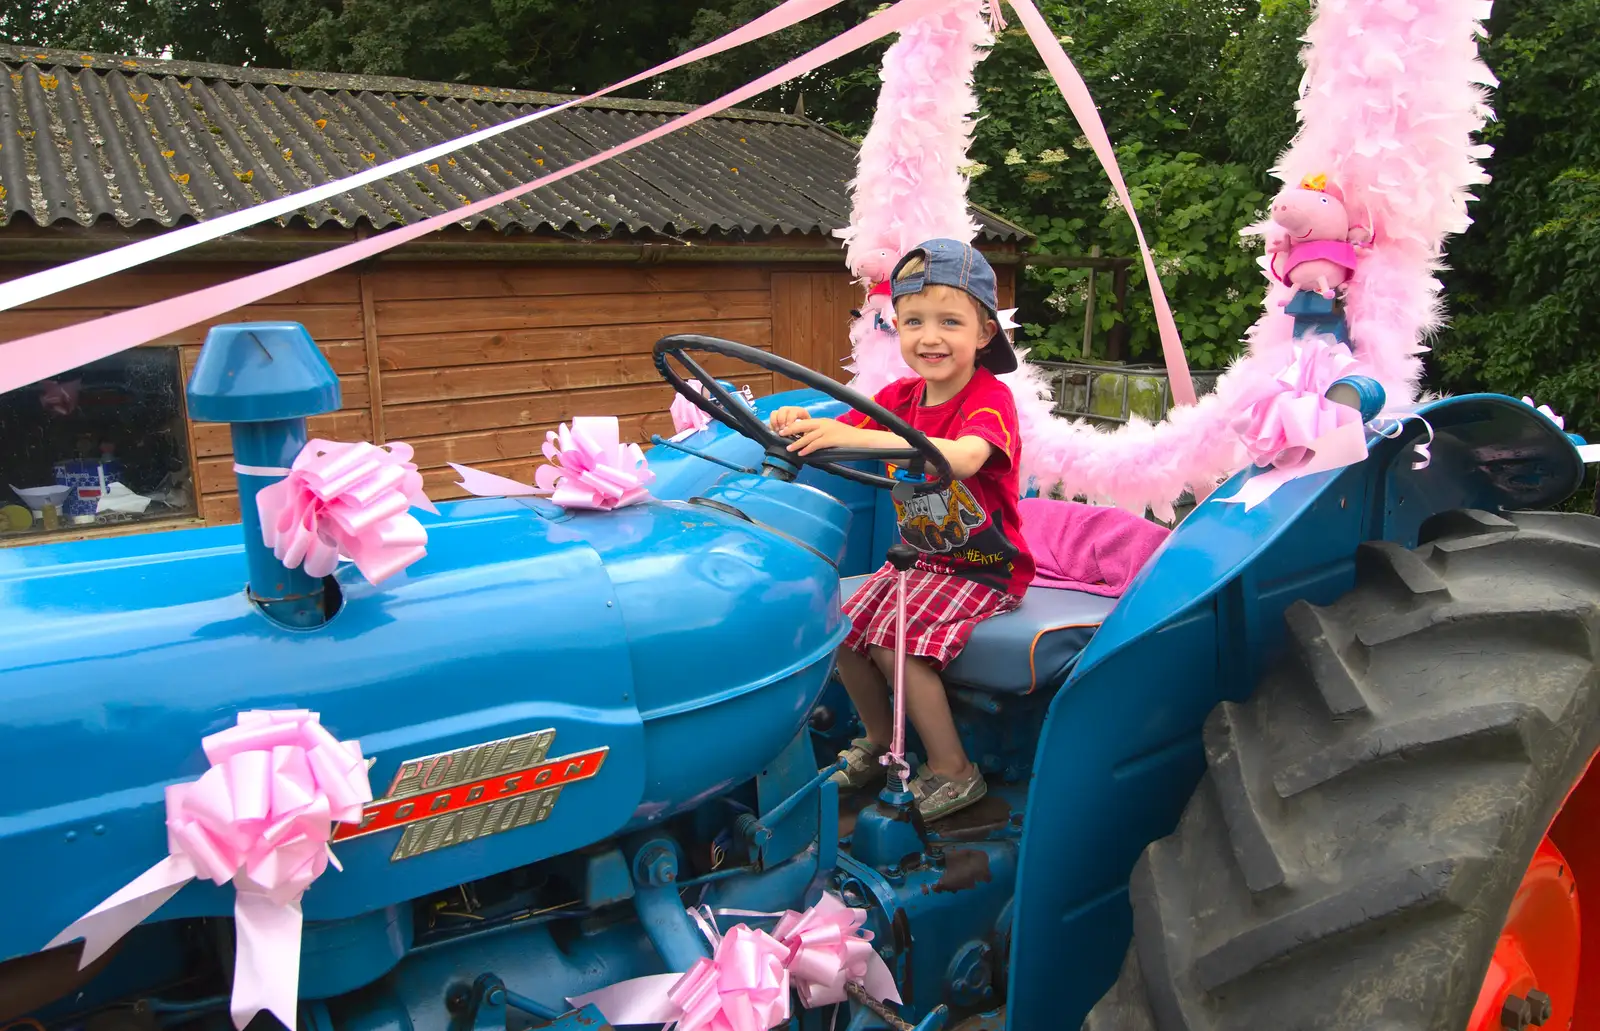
1018, 497, 1171, 597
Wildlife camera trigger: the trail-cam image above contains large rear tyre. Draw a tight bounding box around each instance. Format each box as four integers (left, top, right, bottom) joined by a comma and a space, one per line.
1083, 510, 1600, 1031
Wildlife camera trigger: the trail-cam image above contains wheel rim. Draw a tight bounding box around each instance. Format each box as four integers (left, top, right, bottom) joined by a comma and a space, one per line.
1469, 750, 1599, 1031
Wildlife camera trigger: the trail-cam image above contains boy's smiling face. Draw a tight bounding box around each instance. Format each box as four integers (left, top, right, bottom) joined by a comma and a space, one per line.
894, 284, 997, 397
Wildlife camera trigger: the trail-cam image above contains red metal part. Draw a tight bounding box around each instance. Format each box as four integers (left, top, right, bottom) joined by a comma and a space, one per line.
1468, 748, 1599, 1031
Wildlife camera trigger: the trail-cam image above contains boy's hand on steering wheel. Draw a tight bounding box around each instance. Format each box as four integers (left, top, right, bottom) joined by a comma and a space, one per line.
783, 417, 869, 456
768, 406, 812, 435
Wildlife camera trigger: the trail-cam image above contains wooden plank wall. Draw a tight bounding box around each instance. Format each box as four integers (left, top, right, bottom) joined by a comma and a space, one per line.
3, 256, 1013, 530
771, 271, 859, 393
366, 263, 785, 502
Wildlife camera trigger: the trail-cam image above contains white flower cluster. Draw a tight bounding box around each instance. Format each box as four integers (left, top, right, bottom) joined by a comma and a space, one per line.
1004, 148, 1026, 165
1037, 148, 1067, 164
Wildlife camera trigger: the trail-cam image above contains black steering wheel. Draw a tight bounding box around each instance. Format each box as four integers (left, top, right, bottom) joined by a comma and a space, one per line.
653, 333, 953, 498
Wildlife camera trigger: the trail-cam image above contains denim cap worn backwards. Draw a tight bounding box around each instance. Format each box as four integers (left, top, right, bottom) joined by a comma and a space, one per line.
889, 238, 1017, 374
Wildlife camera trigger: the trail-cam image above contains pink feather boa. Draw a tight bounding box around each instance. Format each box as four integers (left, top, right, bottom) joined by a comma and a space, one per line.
841, 0, 1494, 517
1246, 0, 1496, 407
840, 0, 1245, 514
835, 0, 992, 279
843, 293, 907, 385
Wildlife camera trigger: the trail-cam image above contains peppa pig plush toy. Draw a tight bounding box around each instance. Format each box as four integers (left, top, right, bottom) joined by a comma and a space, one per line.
851, 246, 900, 335
851, 246, 899, 286
1266, 174, 1371, 302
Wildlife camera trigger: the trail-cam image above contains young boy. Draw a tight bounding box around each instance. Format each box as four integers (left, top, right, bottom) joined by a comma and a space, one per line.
769, 238, 1034, 821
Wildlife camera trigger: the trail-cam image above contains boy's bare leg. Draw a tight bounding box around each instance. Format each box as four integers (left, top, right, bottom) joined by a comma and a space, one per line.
836, 645, 894, 747
869, 647, 974, 779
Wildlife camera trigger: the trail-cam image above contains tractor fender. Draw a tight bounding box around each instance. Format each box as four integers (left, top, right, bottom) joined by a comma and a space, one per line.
1005, 392, 1584, 1030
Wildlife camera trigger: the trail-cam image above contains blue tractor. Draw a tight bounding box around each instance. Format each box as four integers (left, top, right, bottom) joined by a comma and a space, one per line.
1, 317, 1596, 1031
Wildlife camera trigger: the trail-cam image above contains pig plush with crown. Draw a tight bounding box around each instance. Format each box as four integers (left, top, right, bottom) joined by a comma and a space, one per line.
1266, 174, 1371, 302
842, 245, 907, 387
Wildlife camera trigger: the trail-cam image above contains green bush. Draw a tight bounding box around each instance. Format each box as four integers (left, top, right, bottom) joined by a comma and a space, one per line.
1433, 0, 1600, 439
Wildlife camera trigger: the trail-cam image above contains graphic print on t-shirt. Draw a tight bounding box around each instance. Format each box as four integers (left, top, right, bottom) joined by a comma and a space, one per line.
887, 463, 1021, 593
893, 474, 986, 553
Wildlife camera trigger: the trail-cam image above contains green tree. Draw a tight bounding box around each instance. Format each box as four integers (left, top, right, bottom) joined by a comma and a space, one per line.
958, 1, 1285, 368
1432, 0, 1600, 437
0, 0, 284, 66
0, 0, 773, 99
1218, 0, 1310, 189
253, 0, 708, 94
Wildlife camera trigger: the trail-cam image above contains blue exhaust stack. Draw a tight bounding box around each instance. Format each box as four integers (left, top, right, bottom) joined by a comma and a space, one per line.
186, 322, 341, 629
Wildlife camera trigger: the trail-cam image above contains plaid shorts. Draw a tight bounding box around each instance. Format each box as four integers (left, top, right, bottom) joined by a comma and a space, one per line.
842, 564, 1022, 669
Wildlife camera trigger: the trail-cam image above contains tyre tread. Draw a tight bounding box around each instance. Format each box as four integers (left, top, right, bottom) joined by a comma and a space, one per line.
1082, 510, 1600, 1031
1284, 602, 1370, 718
1203, 702, 1287, 892
1271, 700, 1548, 799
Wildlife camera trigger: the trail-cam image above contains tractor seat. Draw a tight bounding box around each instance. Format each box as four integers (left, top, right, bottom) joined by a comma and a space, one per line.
839, 574, 1117, 694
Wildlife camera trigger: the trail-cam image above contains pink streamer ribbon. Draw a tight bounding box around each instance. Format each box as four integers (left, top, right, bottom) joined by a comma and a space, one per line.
0, 0, 948, 397
1217, 342, 1372, 510
567, 893, 899, 1029
1371, 413, 1435, 471
255, 439, 438, 586
985, 0, 1006, 33
882, 568, 913, 783
1008, 0, 1195, 406
45, 710, 373, 1031
0, 0, 854, 315
452, 415, 655, 511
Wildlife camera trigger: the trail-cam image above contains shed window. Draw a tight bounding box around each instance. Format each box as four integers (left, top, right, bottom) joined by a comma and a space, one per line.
1, 349, 196, 540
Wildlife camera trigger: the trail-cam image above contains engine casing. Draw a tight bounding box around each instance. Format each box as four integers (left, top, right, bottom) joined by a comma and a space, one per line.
0, 486, 848, 965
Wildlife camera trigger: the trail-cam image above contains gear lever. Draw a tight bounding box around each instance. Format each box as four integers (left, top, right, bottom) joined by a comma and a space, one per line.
880, 539, 919, 796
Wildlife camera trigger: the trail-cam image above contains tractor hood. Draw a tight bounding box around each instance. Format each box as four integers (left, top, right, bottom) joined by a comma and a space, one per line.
0, 484, 848, 962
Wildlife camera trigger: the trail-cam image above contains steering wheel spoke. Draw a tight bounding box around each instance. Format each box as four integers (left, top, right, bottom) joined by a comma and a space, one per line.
656, 346, 770, 441
653, 334, 953, 496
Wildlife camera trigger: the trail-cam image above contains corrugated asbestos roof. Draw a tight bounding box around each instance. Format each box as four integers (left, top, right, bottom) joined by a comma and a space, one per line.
0, 45, 1028, 242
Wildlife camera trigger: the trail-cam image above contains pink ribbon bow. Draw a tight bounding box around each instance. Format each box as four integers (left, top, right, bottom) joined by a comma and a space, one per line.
1218, 342, 1372, 510
671, 379, 716, 437
451, 416, 654, 512
566, 893, 900, 1028
254, 439, 437, 585
1232, 342, 1363, 469
772, 893, 899, 1008
46, 710, 373, 1031
670, 925, 793, 1031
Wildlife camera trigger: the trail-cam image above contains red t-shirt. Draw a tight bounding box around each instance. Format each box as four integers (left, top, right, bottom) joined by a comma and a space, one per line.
840, 369, 1035, 597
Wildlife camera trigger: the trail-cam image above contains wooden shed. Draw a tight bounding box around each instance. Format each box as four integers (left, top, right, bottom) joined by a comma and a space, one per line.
0, 45, 1026, 543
